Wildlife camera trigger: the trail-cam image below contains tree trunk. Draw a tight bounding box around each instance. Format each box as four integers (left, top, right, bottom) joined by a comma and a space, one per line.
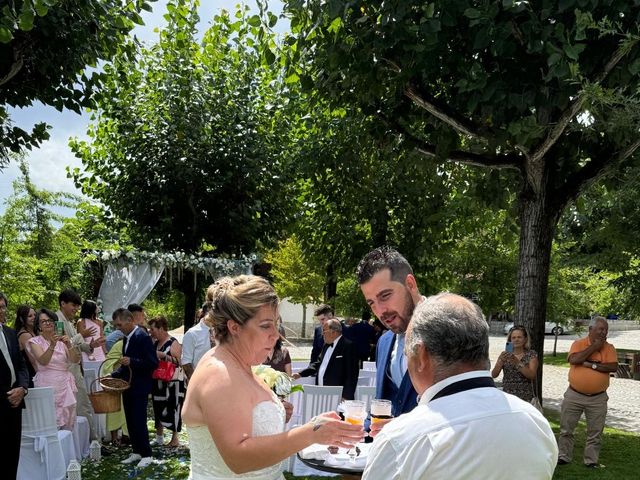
324, 263, 337, 302
182, 270, 197, 332
301, 303, 307, 339
514, 171, 562, 400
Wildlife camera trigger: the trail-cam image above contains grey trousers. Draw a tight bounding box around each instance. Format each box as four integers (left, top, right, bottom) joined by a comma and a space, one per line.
558, 387, 608, 464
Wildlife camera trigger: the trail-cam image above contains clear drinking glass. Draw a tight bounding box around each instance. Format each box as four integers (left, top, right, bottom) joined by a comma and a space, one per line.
370, 399, 393, 424
344, 400, 366, 462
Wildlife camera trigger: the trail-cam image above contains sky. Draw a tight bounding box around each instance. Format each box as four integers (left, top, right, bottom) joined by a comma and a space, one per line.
0, 0, 284, 213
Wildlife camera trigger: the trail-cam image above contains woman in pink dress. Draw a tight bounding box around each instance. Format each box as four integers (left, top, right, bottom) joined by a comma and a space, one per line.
77, 299, 106, 362
28, 308, 80, 430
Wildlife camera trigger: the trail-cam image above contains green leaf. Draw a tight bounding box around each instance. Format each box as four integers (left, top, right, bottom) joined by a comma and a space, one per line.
628, 58, 640, 76
548, 52, 562, 66
264, 48, 276, 65
464, 8, 482, 19
248, 15, 261, 27
563, 43, 585, 61
0, 26, 12, 43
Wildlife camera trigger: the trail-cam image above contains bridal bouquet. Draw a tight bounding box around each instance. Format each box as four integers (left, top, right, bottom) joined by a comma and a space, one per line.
252, 365, 304, 398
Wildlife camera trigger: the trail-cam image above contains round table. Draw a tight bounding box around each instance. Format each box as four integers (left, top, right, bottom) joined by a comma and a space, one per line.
296, 453, 363, 479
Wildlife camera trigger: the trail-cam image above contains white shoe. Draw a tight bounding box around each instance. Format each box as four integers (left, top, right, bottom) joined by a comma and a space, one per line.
121, 453, 142, 464
137, 457, 153, 468
151, 434, 164, 445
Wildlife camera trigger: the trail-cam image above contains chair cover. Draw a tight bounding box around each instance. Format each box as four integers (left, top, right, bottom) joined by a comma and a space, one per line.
17, 387, 75, 480
73, 416, 90, 458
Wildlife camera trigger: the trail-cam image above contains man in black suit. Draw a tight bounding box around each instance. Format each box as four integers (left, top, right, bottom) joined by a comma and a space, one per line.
296, 318, 359, 400
111, 307, 158, 468
0, 292, 30, 480
309, 304, 334, 364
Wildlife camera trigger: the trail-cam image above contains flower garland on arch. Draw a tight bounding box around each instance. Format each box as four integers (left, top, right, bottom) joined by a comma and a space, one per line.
86, 249, 258, 290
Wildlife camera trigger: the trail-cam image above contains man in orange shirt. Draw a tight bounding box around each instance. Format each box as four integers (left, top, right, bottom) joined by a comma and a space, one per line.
558, 317, 617, 468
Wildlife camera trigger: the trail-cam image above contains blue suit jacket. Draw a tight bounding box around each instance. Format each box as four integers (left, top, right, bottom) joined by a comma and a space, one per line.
112, 327, 158, 396
375, 330, 418, 416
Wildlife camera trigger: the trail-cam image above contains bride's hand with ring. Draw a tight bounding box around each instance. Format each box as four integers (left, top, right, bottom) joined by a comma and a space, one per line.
309, 412, 364, 449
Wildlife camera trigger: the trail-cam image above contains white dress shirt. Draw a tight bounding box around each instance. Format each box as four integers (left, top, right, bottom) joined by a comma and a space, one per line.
363, 371, 558, 480
123, 325, 139, 354
318, 335, 341, 386
389, 333, 406, 388
181, 319, 211, 368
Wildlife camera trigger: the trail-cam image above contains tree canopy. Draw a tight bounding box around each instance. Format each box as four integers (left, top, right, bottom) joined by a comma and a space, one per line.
282, 0, 640, 369
0, 0, 155, 167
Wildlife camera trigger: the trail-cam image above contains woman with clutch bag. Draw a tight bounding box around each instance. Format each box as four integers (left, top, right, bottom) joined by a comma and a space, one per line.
492, 326, 539, 401
149, 316, 184, 447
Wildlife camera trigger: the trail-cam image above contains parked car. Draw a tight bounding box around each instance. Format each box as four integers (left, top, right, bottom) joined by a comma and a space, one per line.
503, 322, 572, 335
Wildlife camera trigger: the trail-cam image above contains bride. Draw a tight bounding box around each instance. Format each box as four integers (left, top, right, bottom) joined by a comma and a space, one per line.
182, 275, 363, 479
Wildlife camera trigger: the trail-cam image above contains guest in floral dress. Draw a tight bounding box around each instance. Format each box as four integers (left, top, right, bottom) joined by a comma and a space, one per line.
149, 316, 185, 447
491, 326, 539, 401
28, 308, 80, 430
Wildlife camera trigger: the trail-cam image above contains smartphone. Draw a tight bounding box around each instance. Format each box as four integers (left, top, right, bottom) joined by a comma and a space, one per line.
505, 341, 513, 353
55, 321, 65, 336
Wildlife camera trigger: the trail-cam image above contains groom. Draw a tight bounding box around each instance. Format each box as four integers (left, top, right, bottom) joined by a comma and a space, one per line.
357, 247, 421, 417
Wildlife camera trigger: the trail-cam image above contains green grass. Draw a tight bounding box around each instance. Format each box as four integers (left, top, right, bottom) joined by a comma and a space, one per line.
80, 413, 639, 479
547, 410, 640, 479
544, 352, 570, 367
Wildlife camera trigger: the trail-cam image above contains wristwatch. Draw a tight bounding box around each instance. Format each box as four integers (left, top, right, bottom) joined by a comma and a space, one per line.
22, 387, 28, 396
591, 363, 598, 370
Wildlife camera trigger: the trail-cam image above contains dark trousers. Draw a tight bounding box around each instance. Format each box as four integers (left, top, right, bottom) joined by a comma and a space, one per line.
123, 389, 152, 458
0, 403, 22, 480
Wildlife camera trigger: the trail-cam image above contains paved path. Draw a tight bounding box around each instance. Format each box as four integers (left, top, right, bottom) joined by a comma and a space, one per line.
287, 329, 640, 433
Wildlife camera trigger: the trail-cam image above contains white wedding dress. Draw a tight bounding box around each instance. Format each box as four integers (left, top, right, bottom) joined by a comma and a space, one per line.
188, 395, 286, 480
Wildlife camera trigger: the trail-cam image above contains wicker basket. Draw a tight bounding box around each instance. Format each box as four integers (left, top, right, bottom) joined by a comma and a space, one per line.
88, 363, 131, 414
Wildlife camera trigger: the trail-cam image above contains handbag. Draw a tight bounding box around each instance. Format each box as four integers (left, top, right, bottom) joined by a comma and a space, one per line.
152, 359, 176, 382
530, 378, 543, 413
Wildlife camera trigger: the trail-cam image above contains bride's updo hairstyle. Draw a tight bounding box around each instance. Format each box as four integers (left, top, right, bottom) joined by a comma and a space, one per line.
208, 275, 279, 343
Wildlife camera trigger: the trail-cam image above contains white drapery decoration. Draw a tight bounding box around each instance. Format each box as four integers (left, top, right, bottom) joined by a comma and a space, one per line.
98, 262, 164, 322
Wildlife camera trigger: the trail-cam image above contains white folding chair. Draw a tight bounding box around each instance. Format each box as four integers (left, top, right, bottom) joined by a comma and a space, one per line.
285, 377, 315, 429
362, 361, 376, 371
290, 361, 309, 373
300, 385, 343, 423
18, 387, 76, 480
288, 385, 343, 477
355, 385, 376, 411
358, 369, 377, 387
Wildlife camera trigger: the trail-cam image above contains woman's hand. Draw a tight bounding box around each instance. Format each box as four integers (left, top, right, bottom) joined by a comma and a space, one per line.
310, 412, 364, 448
500, 352, 518, 365
281, 400, 293, 423
58, 335, 72, 348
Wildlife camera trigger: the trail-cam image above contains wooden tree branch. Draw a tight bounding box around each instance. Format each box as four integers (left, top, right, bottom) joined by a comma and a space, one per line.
416, 144, 522, 171
404, 84, 491, 141
560, 138, 640, 207
530, 39, 638, 165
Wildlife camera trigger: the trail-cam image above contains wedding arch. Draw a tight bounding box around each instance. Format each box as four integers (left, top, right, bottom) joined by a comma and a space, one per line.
88, 249, 256, 322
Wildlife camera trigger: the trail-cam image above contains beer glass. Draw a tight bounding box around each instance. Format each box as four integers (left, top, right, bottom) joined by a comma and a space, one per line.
370, 399, 393, 423
343, 400, 366, 462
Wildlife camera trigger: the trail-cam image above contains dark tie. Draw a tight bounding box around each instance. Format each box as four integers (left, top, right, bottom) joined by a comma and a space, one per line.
325, 343, 333, 348
122, 336, 128, 354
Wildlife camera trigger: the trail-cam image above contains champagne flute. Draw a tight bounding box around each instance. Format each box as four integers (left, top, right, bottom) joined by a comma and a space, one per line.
343, 400, 366, 462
